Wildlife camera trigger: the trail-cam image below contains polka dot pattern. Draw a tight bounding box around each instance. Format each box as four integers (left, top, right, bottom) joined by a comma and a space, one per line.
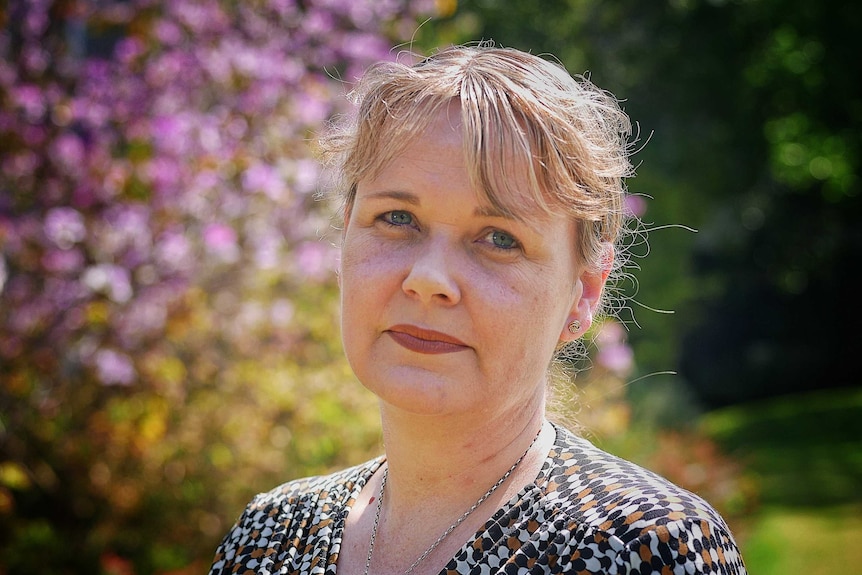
209, 426, 746, 574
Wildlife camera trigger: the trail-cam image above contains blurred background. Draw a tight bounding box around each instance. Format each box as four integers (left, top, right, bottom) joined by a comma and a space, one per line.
1, 0, 859, 573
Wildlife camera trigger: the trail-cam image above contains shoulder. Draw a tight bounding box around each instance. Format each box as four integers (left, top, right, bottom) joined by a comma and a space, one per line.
541, 425, 726, 533
208, 458, 381, 574
253, 459, 376, 511
536, 425, 747, 573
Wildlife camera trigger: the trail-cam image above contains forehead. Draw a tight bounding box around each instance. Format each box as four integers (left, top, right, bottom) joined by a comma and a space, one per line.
367, 101, 565, 224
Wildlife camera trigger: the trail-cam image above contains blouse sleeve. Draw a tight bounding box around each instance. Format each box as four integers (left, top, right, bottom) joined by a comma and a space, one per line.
611, 518, 747, 575
208, 494, 286, 575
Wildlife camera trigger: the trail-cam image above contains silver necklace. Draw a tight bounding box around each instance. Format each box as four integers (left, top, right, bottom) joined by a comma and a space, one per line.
363, 428, 542, 575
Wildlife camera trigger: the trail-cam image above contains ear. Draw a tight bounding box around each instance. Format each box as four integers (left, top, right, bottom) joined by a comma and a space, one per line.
561, 243, 614, 340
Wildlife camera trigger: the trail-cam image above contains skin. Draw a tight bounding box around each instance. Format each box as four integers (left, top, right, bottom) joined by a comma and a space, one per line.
337, 100, 609, 575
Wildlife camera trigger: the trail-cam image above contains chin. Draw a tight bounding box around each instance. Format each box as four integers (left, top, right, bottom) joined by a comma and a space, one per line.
359, 367, 471, 417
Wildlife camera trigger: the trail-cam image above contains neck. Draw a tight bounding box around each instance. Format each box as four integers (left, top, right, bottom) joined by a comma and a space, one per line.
377, 392, 549, 512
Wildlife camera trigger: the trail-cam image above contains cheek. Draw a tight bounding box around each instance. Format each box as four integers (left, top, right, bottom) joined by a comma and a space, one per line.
339, 235, 409, 328
341, 236, 402, 289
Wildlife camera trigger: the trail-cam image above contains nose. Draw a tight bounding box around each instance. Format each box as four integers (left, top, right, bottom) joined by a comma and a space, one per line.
402, 238, 461, 305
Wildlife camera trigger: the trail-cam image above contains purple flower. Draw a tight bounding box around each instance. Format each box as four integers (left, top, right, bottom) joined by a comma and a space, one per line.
150, 114, 193, 156
154, 19, 184, 46
290, 158, 320, 195
116, 38, 145, 65
295, 240, 337, 281
13, 84, 46, 121
93, 348, 136, 386
44, 207, 87, 249
144, 157, 183, 197
83, 264, 133, 303
624, 194, 648, 218
50, 133, 87, 175
294, 88, 332, 126
596, 343, 635, 376
204, 223, 240, 262
596, 319, 627, 346
595, 321, 635, 376
155, 231, 193, 272
340, 32, 391, 62
117, 296, 168, 346
242, 163, 286, 201
41, 248, 85, 274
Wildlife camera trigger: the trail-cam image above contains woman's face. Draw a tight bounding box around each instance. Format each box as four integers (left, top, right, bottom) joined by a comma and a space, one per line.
340, 102, 602, 421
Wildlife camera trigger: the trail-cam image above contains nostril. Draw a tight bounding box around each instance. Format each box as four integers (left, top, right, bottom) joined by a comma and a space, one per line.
401, 262, 460, 304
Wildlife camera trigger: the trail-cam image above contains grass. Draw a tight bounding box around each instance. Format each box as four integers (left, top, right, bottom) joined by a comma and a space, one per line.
700, 387, 862, 573
742, 504, 862, 574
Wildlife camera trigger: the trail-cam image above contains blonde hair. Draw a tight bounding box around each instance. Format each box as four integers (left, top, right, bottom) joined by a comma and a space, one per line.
319, 44, 635, 319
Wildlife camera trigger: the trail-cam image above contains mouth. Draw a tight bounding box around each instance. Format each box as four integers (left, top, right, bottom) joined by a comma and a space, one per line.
385, 324, 469, 355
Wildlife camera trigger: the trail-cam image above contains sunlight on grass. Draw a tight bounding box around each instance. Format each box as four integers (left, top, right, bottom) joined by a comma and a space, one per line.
700, 388, 862, 573
743, 505, 862, 575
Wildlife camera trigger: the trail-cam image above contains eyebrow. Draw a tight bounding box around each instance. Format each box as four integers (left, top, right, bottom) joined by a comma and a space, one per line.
365, 190, 420, 205
365, 190, 517, 221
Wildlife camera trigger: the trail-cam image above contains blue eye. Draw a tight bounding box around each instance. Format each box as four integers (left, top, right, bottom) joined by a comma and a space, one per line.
382, 211, 413, 226
489, 230, 518, 249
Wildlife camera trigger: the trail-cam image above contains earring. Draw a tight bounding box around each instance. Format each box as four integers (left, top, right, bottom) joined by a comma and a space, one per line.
567, 320, 581, 334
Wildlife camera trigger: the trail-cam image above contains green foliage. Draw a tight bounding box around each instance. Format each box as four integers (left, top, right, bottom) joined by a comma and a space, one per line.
424, 0, 862, 406
703, 387, 862, 508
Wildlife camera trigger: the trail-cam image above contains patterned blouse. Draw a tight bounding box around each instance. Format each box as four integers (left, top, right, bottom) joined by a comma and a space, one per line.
209, 425, 746, 574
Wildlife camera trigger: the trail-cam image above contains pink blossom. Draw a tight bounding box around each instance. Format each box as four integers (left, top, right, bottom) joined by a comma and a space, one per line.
291, 159, 320, 195
154, 19, 184, 46
13, 84, 46, 121
22, 46, 49, 74
83, 264, 133, 303
155, 231, 193, 271
295, 241, 336, 281
294, 89, 332, 126
596, 343, 635, 377
116, 38, 145, 65
144, 157, 183, 196
304, 9, 336, 35
50, 133, 87, 174
93, 349, 136, 386
204, 223, 240, 262
242, 163, 287, 201
595, 320, 635, 376
117, 297, 168, 345
41, 248, 85, 274
2, 0, 437, 387
624, 194, 648, 218
596, 320, 627, 347
44, 207, 87, 249
341, 32, 391, 62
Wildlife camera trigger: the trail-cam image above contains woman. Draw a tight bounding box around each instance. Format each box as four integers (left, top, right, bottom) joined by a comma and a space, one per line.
209, 45, 747, 575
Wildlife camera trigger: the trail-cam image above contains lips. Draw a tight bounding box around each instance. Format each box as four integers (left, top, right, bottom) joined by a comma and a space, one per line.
385, 324, 469, 355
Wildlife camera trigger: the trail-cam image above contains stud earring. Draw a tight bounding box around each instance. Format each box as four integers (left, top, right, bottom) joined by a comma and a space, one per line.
567, 320, 581, 334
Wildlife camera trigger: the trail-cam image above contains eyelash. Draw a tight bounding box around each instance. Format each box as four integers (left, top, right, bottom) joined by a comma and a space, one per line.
376, 210, 521, 251
379, 210, 415, 228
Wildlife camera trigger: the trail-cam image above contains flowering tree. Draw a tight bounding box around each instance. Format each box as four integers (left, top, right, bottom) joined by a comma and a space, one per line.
0, 0, 433, 572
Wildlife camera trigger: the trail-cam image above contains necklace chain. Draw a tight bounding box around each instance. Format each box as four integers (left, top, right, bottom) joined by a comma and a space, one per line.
363, 427, 543, 575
